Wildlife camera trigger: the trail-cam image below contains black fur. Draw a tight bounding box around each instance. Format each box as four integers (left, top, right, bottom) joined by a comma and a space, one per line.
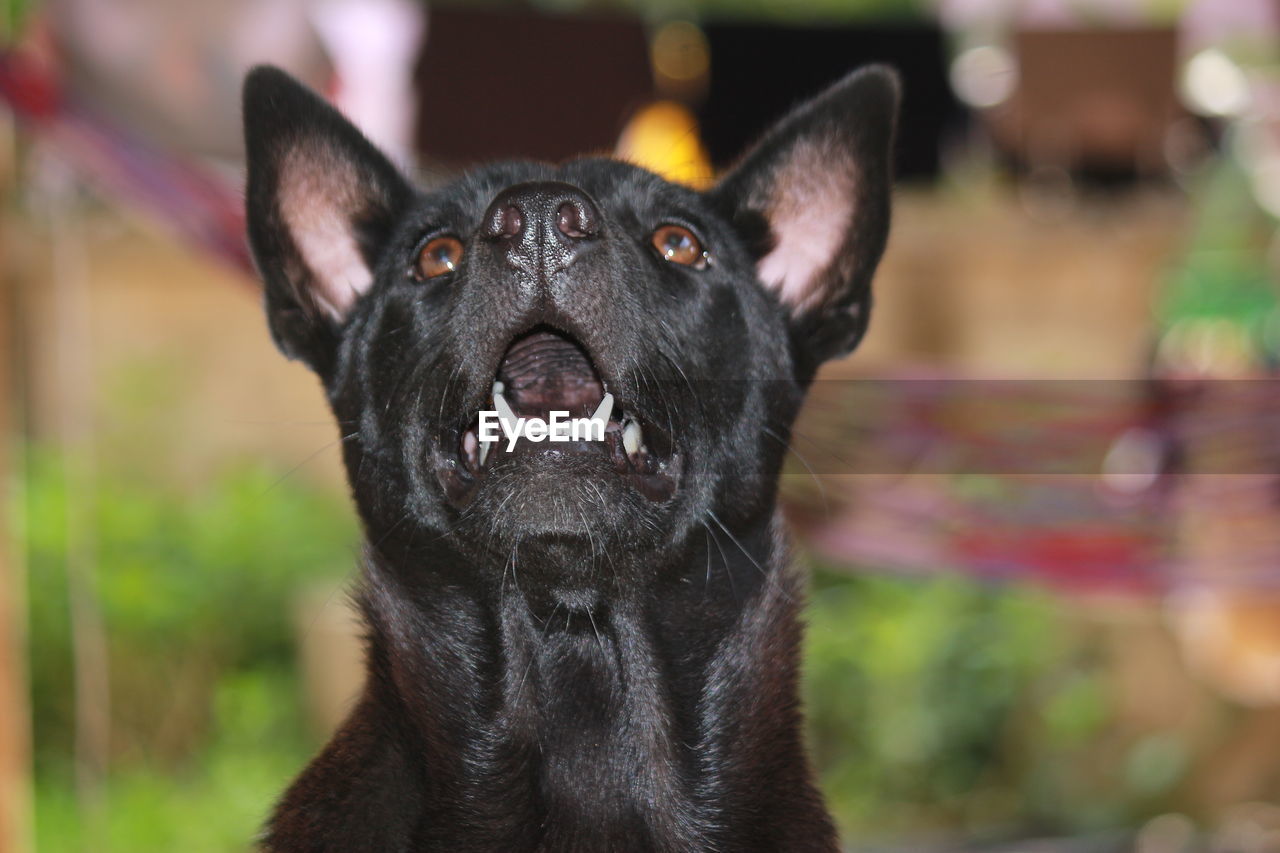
243, 64, 898, 852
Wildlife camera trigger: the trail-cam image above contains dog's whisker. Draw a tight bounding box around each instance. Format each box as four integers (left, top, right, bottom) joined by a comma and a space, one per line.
655, 344, 696, 400
263, 431, 359, 495
782, 419, 868, 471
762, 426, 829, 515
708, 511, 793, 604
436, 362, 465, 429
385, 349, 441, 418
703, 527, 713, 591
370, 508, 414, 552
639, 361, 677, 446
584, 605, 606, 658
702, 521, 736, 599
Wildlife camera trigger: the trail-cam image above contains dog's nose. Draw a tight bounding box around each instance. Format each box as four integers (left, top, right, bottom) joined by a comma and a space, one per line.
481, 181, 600, 273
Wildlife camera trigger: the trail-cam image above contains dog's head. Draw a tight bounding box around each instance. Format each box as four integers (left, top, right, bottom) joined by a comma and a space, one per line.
243, 66, 896, 599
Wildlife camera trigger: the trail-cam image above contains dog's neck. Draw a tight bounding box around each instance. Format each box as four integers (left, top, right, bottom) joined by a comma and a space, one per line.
329, 510, 836, 852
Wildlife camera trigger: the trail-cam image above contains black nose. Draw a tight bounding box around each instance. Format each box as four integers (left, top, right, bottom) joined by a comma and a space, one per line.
482, 181, 600, 273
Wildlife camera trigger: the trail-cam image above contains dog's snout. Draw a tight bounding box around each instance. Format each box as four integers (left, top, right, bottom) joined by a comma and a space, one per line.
482, 182, 599, 273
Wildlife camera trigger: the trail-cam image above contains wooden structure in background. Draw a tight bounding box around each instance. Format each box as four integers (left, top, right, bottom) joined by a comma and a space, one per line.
414, 8, 651, 167
0, 156, 31, 853
992, 28, 1185, 177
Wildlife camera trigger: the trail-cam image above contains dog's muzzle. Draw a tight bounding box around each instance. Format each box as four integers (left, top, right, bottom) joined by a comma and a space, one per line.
435, 326, 679, 507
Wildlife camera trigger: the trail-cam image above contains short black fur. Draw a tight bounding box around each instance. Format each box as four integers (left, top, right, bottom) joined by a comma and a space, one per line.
243, 64, 898, 852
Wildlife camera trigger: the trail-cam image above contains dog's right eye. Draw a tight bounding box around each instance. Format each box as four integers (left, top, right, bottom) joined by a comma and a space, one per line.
413, 236, 464, 280
652, 225, 709, 270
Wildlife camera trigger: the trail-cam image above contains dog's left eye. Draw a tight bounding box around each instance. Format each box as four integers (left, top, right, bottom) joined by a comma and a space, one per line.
652, 225, 709, 270
414, 236, 464, 280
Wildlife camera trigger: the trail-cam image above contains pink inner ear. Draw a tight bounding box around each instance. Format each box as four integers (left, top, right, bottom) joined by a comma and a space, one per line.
756, 143, 857, 312
279, 146, 375, 321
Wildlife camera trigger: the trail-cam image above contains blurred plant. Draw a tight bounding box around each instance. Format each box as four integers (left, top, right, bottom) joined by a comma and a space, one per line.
25, 444, 359, 851
1, 0, 31, 37
1157, 141, 1279, 373
803, 566, 1172, 844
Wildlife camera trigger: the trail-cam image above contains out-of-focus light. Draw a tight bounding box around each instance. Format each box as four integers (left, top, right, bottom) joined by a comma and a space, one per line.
1135, 813, 1196, 853
652, 21, 709, 86
949, 45, 1017, 109
1102, 427, 1162, 495
1168, 589, 1280, 708
1158, 317, 1257, 376
1252, 150, 1280, 218
1180, 48, 1250, 118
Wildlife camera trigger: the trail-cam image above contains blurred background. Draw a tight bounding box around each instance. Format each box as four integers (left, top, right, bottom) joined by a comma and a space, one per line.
1, 0, 1279, 850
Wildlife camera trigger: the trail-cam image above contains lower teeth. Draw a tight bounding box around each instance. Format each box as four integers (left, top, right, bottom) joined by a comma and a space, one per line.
622, 418, 643, 456
462, 429, 478, 466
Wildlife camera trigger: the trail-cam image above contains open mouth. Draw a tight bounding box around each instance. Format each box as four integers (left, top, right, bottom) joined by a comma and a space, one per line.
438, 326, 679, 505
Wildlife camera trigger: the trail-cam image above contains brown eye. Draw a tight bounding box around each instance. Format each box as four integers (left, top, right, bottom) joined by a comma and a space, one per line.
415, 236, 464, 279
652, 224, 708, 269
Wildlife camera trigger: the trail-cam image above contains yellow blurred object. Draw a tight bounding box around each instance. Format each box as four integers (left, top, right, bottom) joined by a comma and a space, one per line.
615, 100, 714, 188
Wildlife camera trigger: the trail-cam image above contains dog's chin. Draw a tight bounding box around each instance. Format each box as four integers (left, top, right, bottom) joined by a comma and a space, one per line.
435, 449, 674, 594
436, 445, 673, 541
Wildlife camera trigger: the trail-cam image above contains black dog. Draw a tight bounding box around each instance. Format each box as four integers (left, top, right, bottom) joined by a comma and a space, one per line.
243, 63, 897, 852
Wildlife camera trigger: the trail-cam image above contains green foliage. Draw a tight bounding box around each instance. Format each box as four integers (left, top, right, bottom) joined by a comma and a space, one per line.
1, 0, 30, 37
25, 445, 359, 851
1160, 154, 1277, 330
35, 672, 310, 852
803, 567, 1135, 842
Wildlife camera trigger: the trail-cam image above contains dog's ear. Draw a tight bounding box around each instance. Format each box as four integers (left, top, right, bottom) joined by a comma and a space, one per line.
710, 65, 899, 376
243, 65, 413, 374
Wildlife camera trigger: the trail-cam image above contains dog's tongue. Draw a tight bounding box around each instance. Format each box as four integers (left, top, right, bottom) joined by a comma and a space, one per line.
496, 329, 603, 418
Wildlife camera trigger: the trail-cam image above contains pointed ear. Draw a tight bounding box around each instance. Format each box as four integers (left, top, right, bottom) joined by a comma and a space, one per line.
243, 65, 413, 375
710, 65, 899, 375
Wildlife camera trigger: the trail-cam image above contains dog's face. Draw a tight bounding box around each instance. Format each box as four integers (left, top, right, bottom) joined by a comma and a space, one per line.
243, 67, 896, 599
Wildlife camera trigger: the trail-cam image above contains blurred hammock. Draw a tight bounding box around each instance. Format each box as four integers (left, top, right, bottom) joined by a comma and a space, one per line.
784, 374, 1280, 593
0, 49, 253, 274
